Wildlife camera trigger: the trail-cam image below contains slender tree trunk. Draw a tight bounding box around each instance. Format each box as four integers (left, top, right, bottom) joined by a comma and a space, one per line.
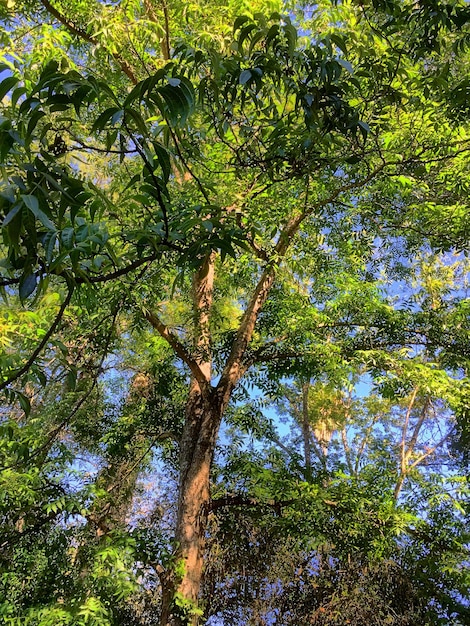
301, 381, 312, 479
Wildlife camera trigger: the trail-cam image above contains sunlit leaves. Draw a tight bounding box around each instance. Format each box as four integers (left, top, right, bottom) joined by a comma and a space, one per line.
0, 4, 469, 624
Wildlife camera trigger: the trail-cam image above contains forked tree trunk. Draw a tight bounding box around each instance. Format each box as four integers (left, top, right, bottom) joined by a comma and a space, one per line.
158, 252, 222, 626
155, 206, 311, 625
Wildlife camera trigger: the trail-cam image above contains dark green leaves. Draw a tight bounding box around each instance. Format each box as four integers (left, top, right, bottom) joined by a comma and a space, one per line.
0, 60, 199, 293
239, 69, 252, 85
21, 194, 55, 231
0, 75, 18, 101
19, 272, 37, 301
91, 107, 124, 133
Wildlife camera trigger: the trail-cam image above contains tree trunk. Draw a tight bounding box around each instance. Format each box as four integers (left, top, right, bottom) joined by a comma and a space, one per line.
155, 206, 312, 622
160, 381, 223, 626
301, 381, 312, 479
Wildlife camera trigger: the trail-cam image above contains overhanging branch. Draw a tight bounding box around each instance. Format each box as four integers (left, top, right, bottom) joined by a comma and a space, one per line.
208, 495, 293, 514
208, 494, 338, 512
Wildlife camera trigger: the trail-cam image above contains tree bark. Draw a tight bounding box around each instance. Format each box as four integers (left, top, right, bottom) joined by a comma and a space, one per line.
159, 254, 220, 626
157, 192, 321, 622
158, 379, 226, 626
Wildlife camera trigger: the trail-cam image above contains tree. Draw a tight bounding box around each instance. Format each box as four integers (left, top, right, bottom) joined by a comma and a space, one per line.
1, 1, 470, 624
202, 353, 469, 624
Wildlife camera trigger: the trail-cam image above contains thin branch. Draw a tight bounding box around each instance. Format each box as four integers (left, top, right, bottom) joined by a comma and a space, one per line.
354, 414, 381, 475
341, 428, 355, 475
0, 304, 120, 471
74, 254, 160, 284
144, 0, 170, 60
0, 277, 20, 287
400, 387, 419, 471
0, 254, 163, 290
161, 0, 171, 61
265, 431, 308, 478
105, 432, 174, 494
71, 140, 139, 155
247, 348, 301, 366
409, 427, 454, 470
217, 164, 392, 405
302, 380, 312, 475
208, 494, 337, 512
208, 495, 294, 513
167, 125, 211, 204
0, 288, 74, 393
406, 395, 430, 461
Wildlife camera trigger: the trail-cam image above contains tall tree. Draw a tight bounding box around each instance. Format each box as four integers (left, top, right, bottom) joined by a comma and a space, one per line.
1, 1, 470, 624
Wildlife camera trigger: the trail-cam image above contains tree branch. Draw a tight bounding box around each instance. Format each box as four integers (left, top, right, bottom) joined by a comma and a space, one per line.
400, 387, 419, 473
38, 0, 138, 84
0, 303, 119, 471
74, 254, 159, 284
409, 427, 454, 471
144, 308, 209, 387
208, 495, 294, 513
191, 252, 216, 381
144, 0, 170, 60
217, 165, 390, 404
0, 288, 73, 393
208, 494, 338, 512
0, 255, 158, 288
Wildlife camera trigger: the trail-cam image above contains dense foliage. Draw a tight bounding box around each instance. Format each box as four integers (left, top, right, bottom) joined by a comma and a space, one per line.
0, 1, 469, 625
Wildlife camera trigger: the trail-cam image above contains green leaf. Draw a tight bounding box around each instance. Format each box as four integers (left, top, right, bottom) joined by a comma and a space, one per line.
66, 367, 77, 391
177, 77, 195, 110
27, 109, 46, 137
91, 107, 123, 133
124, 107, 149, 135
338, 58, 354, 74
21, 194, 56, 231
239, 70, 252, 85
233, 15, 251, 32
156, 83, 192, 125
330, 34, 348, 54
153, 142, 171, 183
61, 227, 75, 249
43, 230, 57, 263
11, 85, 27, 107
2, 203, 22, 227
16, 391, 31, 417
19, 272, 37, 300
357, 120, 370, 139
283, 22, 298, 58
238, 23, 258, 51
0, 75, 19, 101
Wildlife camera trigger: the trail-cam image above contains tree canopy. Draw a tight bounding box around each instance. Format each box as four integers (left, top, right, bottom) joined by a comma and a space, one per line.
0, 1, 469, 625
